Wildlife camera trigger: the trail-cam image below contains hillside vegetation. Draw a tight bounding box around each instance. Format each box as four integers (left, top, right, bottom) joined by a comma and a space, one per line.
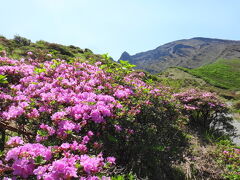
0, 35, 100, 61
179, 59, 240, 90
0, 36, 239, 180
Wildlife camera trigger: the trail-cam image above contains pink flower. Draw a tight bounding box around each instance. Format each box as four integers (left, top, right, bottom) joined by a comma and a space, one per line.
127, 129, 134, 134
116, 103, 123, 109
106, 157, 116, 164
12, 158, 35, 178
82, 136, 90, 144
27, 108, 40, 118
40, 124, 55, 136
3, 106, 24, 120
6, 136, 24, 146
46, 157, 78, 179
184, 105, 197, 110
51, 111, 66, 121
80, 154, 104, 174
90, 110, 104, 123
33, 165, 48, 179
6, 144, 52, 178
114, 88, 133, 99
223, 150, 229, 154
60, 143, 70, 150
114, 125, 122, 132
87, 131, 94, 137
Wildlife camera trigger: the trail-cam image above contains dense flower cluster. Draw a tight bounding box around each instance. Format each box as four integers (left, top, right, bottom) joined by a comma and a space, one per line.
5, 143, 51, 178
6, 136, 24, 146
0, 54, 163, 179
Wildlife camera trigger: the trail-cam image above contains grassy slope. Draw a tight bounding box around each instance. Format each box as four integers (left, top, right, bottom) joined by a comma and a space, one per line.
180, 59, 240, 90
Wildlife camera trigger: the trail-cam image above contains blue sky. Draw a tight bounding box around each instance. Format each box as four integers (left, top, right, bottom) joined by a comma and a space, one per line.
0, 0, 240, 59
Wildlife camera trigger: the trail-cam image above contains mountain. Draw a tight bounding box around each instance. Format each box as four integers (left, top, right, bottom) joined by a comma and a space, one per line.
119, 37, 240, 73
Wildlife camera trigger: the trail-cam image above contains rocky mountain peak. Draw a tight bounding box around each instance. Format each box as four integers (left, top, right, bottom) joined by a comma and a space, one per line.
119, 37, 240, 73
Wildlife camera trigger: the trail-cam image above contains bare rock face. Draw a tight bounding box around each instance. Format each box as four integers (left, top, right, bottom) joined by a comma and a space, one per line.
119, 37, 240, 73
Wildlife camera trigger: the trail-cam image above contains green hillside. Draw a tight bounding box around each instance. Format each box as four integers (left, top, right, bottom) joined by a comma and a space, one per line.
0, 35, 101, 61
179, 59, 240, 90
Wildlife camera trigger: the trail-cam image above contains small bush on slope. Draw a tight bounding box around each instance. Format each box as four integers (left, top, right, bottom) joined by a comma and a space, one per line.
174, 88, 232, 131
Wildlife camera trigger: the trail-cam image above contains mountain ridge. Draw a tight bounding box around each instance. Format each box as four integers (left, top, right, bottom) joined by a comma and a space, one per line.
119, 37, 240, 73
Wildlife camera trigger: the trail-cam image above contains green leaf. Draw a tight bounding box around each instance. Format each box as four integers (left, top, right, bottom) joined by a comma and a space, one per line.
152, 145, 165, 151
111, 175, 125, 180
0, 75, 8, 84
65, 130, 72, 134
100, 64, 107, 69
0, 150, 4, 157
34, 67, 46, 74
107, 134, 117, 142
37, 129, 48, 137
34, 156, 46, 165
75, 163, 82, 169
102, 53, 111, 60
119, 60, 136, 68
146, 78, 154, 84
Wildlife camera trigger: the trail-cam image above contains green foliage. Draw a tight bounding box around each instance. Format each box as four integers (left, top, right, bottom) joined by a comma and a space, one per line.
37, 129, 48, 137
103, 94, 187, 179
0, 75, 8, 84
99, 55, 136, 75
119, 60, 136, 69
111, 173, 136, 180
203, 129, 232, 144
13, 35, 31, 46
34, 155, 47, 165
34, 67, 46, 74
0, 36, 101, 62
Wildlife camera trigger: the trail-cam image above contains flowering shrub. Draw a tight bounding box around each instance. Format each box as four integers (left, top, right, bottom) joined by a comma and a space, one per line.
173, 89, 231, 129
0, 55, 122, 179
0, 52, 231, 179
0, 53, 185, 179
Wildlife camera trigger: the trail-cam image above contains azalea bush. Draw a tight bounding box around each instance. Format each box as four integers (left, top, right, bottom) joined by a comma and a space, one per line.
173, 89, 231, 130
0, 53, 188, 179
1, 51, 232, 179
0, 55, 120, 179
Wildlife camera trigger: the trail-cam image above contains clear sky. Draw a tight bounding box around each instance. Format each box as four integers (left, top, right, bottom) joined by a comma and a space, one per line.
0, 0, 240, 59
